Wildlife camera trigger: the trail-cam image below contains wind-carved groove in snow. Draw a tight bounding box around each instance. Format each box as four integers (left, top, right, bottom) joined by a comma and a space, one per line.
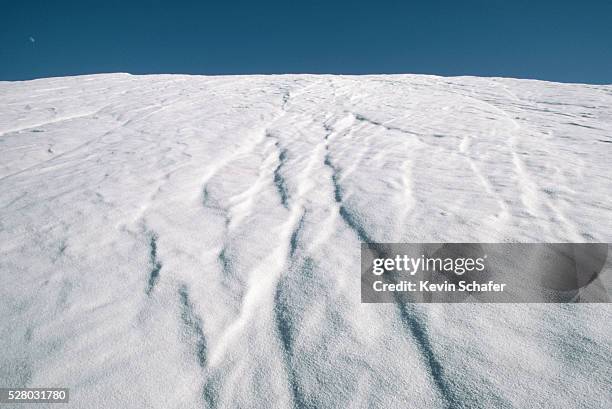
218, 248, 233, 279
321, 117, 374, 243
216, 129, 287, 232
178, 284, 208, 369
204, 208, 306, 405
217, 246, 246, 303
145, 233, 162, 296
281, 90, 291, 111
324, 118, 457, 406
202, 186, 244, 306
0, 109, 103, 137
365, 239, 460, 406
202, 186, 231, 227
272, 140, 290, 209
289, 211, 306, 258
354, 113, 420, 137
323, 150, 372, 243
395, 302, 460, 409
202, 375, 221, 409
202, 186, 211, 207
273, 258, 316, 409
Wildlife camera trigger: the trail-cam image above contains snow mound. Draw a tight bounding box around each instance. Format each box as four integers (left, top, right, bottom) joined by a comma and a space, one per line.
1, 74, 611, 408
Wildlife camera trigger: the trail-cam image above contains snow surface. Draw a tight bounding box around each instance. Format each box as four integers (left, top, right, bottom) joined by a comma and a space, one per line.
0, 73, 611, 408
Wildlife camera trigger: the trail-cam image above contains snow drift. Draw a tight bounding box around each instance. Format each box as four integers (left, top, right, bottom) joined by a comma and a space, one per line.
0, 74, 610, 408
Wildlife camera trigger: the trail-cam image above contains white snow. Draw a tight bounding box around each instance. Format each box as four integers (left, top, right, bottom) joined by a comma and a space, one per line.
0, 73, 611, 408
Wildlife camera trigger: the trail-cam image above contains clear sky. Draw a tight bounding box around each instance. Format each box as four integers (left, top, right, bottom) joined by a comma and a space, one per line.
1, 0, 611, 83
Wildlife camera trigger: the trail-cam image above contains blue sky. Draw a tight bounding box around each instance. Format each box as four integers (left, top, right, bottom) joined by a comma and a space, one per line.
1, 0, 611, 83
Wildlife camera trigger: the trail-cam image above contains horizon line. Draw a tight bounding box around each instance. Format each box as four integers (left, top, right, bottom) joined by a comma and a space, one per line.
2, 71, 611, 86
